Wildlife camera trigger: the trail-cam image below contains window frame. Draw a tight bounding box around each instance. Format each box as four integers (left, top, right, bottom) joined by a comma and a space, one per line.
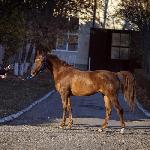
111, 32, 130, 60
54, 32, 79, 52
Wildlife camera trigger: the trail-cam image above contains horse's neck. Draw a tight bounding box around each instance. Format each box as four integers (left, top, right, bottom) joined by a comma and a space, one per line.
47, 60, 65, 82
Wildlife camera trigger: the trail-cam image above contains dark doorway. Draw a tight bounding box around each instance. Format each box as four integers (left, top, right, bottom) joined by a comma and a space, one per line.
89, 28, 131, 72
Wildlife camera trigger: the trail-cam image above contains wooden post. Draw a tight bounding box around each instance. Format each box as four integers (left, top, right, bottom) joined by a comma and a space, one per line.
14, 63, 19, 76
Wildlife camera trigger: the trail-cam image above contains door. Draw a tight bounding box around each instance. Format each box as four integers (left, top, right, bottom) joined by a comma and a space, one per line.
89, 28, 111, 70
89, 28, 130, 71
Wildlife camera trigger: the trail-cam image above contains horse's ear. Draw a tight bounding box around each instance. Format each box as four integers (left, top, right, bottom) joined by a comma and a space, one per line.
36, 50, 40, 56
36, 44, 48, 56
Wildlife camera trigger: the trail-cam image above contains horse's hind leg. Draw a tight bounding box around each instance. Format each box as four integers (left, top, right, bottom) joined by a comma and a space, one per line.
101, 96, 112, 129
110, 94, 125, 132
67, 97, 73, 129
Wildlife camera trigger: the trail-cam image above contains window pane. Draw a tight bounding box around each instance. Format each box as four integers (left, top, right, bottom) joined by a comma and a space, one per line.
120, 48, 129, 60
111, 47, 120, 59
121, 33, 130, 47
112, 33, 120, 46
56, 35, 67, 50
68, 35, 78, 51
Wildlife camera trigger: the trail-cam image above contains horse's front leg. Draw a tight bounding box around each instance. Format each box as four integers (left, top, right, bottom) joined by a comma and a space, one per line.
67, 97, 73, 129
60, 94, 68, 129
102, 96, 112, 129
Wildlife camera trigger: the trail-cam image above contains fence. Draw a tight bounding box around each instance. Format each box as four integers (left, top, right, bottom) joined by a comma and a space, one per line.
0, 43, 36, 76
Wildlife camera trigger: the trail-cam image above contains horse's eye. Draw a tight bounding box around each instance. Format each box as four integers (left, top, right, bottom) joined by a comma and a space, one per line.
35, 58, 41, 61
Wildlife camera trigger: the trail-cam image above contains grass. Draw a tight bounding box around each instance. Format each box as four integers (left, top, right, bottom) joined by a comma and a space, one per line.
0, 72, 54, 118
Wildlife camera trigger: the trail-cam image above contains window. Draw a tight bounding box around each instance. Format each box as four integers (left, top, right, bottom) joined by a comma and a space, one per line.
111, 33, 130, 60
56, 34, 68, 50
68, 34, 78, 51
56, 32, 78, 51
54, 16, 79, 52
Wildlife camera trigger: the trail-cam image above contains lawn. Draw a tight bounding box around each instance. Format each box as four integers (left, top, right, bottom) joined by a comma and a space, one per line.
0, 72, 54, 118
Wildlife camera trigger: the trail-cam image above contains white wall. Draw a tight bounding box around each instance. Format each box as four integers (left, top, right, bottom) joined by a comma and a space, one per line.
77, 23, 92, 65
52, 23, 92, 68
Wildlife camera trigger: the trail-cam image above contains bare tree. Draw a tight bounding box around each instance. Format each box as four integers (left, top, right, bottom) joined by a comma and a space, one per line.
117, 0, 150, 73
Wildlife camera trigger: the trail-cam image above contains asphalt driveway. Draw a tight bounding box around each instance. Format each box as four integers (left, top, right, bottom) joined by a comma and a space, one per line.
7, 91, 149, 128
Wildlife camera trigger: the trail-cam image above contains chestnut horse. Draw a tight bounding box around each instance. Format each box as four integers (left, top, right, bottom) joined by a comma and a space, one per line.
30, 50, 136, 133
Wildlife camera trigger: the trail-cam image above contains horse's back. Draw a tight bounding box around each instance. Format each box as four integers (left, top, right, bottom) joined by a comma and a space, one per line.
69, 69, 119, 96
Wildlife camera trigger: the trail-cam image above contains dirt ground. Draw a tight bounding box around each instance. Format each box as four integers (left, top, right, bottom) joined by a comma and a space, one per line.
0, 125, 149, 150
0, 72, 53, 118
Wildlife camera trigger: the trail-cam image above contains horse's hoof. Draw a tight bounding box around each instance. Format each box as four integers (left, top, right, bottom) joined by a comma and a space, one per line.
120, 128, 125, 134
66, 125, 72, 129
98, 128, 103, 132
59, 124, 65, 129
59, 126, 65, 129
59, 121, 66, 129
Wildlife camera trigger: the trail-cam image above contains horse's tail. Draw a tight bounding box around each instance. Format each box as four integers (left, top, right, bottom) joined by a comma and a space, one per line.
117, 71, 136, 111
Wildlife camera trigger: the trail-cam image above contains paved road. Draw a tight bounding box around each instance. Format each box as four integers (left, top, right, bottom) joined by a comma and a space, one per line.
7, 91, 149, 126
0, 91, 150, 150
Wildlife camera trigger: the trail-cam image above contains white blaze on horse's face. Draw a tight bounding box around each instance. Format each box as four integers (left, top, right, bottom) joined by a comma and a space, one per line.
31, 55, 44, 77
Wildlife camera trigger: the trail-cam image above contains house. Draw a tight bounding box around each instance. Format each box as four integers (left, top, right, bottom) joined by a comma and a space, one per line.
52, 0, 134, 71
0, 0, 143, 75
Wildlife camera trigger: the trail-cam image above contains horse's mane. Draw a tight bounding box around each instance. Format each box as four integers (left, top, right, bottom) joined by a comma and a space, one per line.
47, 54, 72, 67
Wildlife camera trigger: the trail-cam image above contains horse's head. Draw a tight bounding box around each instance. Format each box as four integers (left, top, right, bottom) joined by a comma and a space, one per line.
31, 50, 46, 77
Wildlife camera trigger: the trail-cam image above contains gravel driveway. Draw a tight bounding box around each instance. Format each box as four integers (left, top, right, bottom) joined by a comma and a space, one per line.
0, 91, 150, 150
